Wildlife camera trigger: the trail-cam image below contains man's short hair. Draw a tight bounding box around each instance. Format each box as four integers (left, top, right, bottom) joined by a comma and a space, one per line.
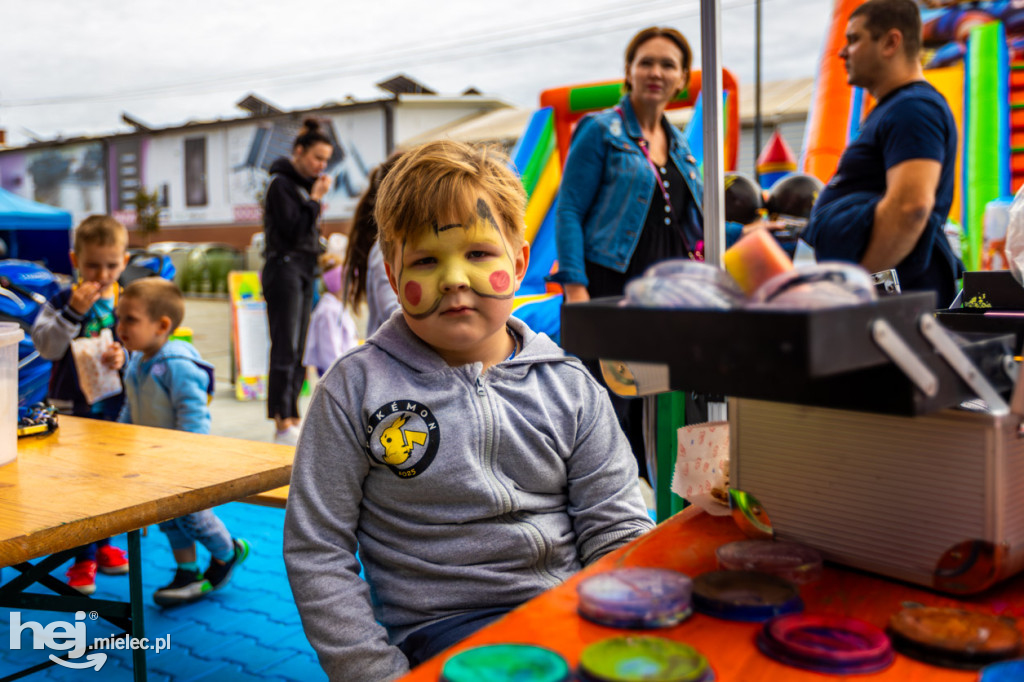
851, 0, 922, 59
73, 215, 128, 254
122, 277, 185, 331
374, 140, 527, 264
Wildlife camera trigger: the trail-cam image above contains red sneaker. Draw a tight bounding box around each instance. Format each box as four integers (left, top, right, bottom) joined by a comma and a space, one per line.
96, 545, 130, 575
66, 560, 97, 595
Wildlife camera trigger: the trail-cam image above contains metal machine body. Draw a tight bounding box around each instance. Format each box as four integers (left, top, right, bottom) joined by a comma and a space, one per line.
730, 398, 1024, 593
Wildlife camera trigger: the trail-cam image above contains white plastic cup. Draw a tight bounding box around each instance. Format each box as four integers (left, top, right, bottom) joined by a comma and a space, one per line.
0, 322, 25, 466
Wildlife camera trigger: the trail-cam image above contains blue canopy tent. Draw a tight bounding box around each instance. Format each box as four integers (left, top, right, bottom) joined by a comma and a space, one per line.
0, 187, 73, 274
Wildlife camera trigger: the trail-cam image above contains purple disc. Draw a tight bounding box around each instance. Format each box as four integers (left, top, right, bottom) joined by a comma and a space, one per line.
577, 568, 693, 629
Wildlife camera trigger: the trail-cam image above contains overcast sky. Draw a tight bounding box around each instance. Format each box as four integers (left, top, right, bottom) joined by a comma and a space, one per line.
0, 0, 833, 147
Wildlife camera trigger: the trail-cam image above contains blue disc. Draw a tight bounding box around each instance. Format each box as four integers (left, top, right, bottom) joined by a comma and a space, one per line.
980, 659, 1024, 681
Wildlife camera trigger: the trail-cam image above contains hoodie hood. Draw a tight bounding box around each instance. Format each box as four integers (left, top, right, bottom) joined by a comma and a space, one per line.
366, 312, 569, 375
269, 157, 314, 191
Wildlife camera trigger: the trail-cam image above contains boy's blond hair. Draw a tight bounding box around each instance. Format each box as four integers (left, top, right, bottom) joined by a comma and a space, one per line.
73, 215, 128, 254
374, 140, 527, 263
122, 277, 185, 331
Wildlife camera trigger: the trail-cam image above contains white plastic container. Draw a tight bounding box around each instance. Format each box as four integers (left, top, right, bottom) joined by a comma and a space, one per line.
0, 322, 24, 465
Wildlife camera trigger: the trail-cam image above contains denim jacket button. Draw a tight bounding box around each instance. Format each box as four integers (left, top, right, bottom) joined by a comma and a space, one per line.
689, 171, 696, 180
687, 155, 696, 163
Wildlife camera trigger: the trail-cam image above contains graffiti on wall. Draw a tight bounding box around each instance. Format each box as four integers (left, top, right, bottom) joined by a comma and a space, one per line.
0, 142, 106, 225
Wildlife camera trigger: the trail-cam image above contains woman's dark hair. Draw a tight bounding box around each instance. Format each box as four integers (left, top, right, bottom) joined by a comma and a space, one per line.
343, 152, 404, 309
293, 117, 332, 151
623, 26, 692, 92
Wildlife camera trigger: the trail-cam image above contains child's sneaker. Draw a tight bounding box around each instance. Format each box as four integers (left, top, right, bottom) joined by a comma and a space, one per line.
96, 545, 130, 575
66, 560, 97, 595
152, 568, 211, 606
204, 538, 250, 591
273, 426, 300, 446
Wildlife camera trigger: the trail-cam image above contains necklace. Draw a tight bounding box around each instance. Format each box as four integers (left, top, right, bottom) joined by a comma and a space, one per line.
614, 107, 702, 262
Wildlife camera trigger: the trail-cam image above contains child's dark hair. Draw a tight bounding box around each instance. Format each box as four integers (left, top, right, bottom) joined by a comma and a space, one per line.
73, 215, 128, 253
293, 118, 332, 151
343, 153, 403, 309
122, 277, 185, 331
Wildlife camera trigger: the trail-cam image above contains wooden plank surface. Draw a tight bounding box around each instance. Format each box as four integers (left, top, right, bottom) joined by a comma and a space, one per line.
0, 416, 293, 566
243, 485, 289, 509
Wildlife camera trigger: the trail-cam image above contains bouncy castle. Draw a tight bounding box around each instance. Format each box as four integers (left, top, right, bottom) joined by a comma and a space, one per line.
509, 71, 741, 338
802, 0, 1019, 271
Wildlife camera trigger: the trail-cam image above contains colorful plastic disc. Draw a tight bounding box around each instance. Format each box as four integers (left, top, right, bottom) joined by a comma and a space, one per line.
715, 540, 823, 584
980, 659, 1024, 681
888, 607, 1022, 669
578, 568, 694, 629
578, 636, 710, 682
440, 644, 571, 682
691, 570, 803, 622
757, 613, 894, 674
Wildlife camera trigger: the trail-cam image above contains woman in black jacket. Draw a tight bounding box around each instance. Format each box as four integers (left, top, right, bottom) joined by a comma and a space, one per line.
262, 118, 333, 444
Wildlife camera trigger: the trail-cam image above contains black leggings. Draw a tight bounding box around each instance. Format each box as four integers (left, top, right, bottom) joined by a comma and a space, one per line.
263, 253, 316, 421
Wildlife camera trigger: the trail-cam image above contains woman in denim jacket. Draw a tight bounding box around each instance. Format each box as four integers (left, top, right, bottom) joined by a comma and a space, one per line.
553, 26, 704, 304
553, 26, 704, 480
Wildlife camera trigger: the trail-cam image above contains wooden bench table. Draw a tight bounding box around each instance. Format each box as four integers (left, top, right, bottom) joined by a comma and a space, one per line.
0, 416, 294, 681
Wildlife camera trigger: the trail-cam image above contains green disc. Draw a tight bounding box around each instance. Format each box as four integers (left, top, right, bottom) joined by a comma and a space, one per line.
579, 636, 709, 682
440, 644, 571, 682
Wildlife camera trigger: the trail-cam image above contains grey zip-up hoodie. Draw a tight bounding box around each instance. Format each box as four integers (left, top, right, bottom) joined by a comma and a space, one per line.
284, 313, 654, 681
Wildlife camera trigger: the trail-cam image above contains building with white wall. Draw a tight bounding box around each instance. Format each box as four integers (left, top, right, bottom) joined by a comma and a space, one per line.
0, 76, 513, 250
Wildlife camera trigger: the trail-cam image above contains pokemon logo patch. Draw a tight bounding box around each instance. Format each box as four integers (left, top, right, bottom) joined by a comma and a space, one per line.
365, 400, 439, 478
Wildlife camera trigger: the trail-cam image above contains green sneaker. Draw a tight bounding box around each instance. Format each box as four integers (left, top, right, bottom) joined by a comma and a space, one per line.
204, 538, 250, 591
153, 568, 211, 606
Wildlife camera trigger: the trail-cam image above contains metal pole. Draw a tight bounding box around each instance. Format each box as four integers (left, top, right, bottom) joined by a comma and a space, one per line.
701, 0, 726, 267
754, 0, 763, 182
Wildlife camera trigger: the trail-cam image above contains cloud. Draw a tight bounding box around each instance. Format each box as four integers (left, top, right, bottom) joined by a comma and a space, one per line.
0, 0, 832, 144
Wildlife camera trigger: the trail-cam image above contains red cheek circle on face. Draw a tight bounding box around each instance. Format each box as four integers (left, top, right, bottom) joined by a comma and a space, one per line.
404, 281, 422, 306
489, 270, 511, 293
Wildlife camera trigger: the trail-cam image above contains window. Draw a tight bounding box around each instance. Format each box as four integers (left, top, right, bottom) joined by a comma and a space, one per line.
184, 137, 208, 207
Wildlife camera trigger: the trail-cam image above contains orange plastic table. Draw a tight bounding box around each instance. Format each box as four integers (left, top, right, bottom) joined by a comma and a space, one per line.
398, 506, 1024, 681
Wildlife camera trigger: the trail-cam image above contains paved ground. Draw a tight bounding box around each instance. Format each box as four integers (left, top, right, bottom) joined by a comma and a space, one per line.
1, 297, 324, 681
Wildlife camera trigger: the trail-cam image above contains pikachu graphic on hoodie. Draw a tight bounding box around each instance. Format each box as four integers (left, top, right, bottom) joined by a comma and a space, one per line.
379, 414, 428, 465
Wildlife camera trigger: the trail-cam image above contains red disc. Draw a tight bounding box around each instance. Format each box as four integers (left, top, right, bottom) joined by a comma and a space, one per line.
765, 613, 892, 666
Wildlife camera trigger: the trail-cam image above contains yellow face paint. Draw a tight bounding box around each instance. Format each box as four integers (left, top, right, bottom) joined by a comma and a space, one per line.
396, 200, 517, 319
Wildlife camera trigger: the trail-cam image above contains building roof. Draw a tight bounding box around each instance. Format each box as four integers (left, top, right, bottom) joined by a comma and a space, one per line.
399, 106, 528, 148
377, 74, 437, 95
738, 77, 814, 125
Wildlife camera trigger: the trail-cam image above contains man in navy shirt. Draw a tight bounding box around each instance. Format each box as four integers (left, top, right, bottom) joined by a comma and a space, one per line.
805, 0, 964, 307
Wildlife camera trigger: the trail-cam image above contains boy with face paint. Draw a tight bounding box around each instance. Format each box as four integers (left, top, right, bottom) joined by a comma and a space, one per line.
284, 140, 654, 681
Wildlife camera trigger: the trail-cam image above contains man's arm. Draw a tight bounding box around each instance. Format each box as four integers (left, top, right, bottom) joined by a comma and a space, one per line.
860, 158, 941, 273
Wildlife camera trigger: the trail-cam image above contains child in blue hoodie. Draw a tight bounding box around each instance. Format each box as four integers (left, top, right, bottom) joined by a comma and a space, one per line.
116, 277, 249, 606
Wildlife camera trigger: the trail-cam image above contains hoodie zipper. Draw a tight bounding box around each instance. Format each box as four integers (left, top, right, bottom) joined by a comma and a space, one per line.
475, 374, 560, 586
475, 375, 511, 512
